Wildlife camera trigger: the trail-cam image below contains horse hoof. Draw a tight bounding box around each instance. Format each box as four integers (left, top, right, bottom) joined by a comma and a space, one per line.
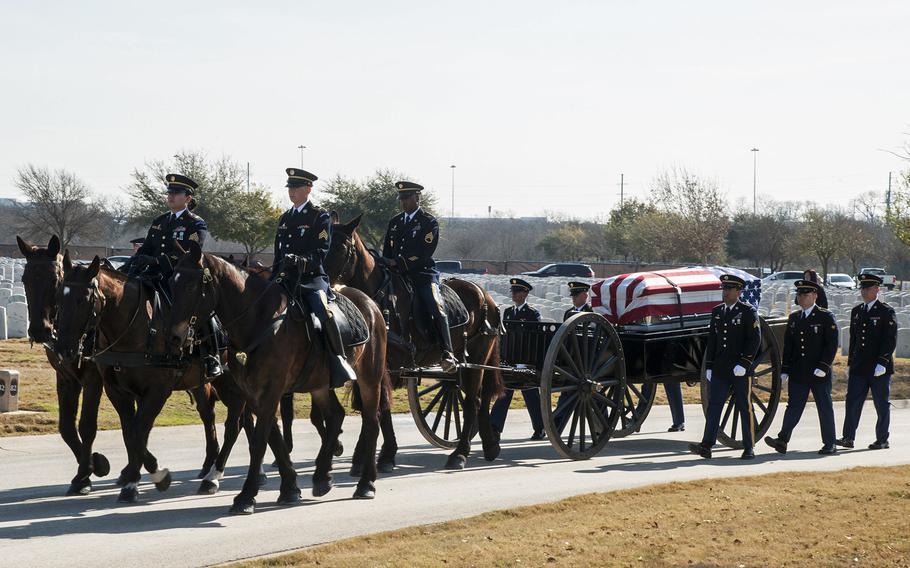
91, 453, 111, 478
277, 488, 302, 506
377, 459, 396, 474
229, 498, 255, 515
152, 469, 172, 492
117, 485, 139, 503
349, 463, 364, 478
66, 479, 91, 496
198, 480, 219, 495
483, 443, 501, 462
115, 473, 128, 487
334, 441, 344, 457
444, 454, 467, 470
258, 472, 268, 487
312, 479, 333, 497
353, 481, 376, 500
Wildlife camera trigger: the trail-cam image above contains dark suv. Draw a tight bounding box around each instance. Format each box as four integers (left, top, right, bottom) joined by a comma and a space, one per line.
521, 263, 595, 278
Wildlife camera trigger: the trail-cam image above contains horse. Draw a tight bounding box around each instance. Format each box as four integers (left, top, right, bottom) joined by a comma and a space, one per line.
166, 241, 388, 514
324, 214, 504, 469
52, 251, 265, 502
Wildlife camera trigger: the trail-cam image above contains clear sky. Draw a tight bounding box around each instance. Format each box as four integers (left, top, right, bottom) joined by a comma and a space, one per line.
1, 1, 908, 218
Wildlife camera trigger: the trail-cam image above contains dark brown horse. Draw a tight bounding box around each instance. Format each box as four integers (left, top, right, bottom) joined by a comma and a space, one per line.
166, 242, 388, 514
324, 215, 504, 469
16, 236, 119, 495
53, 253, 262, 502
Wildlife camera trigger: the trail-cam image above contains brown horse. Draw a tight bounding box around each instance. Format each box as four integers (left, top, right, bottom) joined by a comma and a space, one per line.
166, 242, 388, 514
53, 253, 263, 502
324, 215, 504, 469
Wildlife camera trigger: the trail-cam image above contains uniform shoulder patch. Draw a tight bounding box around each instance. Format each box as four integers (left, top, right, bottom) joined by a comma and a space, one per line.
425, 231, 434, 244
318, 229, 329, 240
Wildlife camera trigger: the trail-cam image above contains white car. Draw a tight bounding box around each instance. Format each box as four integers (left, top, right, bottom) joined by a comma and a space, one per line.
826, 273, 856, 290
761, 271, 807, 287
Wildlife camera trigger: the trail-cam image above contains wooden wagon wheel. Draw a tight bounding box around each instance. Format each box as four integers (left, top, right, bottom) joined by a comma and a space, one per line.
407, 375, 474, 449
540, 312, 626, 460
699, 316, 783, 449
610, 380, 656, 438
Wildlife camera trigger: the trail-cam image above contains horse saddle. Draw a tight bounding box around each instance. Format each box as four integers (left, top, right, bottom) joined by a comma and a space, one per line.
288, 289, 370, 349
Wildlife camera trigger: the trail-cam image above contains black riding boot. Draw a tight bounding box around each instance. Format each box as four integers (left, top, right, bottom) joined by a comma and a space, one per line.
432, 308, 458, 373
323, 312, 356, 388
203, 316, 225, 380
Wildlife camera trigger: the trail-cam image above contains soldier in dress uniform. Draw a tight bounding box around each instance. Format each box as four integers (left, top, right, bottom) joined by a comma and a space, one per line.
765, 280, 839, 455
130, 237, 145, 254
381, 181, 458, 372
836, 273, 896, 450
490, 278, 546, 440
563, 281, 592, 321
689, 274, 762, 459
273, 168, 355, 387
128, 174, 223, 378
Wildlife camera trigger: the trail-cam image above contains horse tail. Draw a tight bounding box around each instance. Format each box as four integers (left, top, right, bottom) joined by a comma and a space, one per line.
350, 381, 363, 413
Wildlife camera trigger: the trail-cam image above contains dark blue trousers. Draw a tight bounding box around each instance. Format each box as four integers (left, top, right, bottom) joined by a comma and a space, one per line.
842, 373, 891, 443
778, 379, 836, 447
491, 388, 544, 434
701, 374, 754, 449
665, 382, 685, 427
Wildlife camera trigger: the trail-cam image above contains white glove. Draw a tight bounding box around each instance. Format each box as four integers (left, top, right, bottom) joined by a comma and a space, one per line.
813, 368, 826, 378
781, 373, 789, 383
705, 369, 712, 382
733, 365, 747, 377
874, 364, 887, 377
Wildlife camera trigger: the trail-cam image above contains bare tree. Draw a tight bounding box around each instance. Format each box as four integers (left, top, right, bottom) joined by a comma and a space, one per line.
14, 164, 101, 248
801, 207, 849, 279
840, 217, 879, 275
651, 167, 730, 264
852, 190, 884, 224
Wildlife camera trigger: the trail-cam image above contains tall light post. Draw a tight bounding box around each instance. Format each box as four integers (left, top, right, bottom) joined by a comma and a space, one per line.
751, 147, 759, 215
297, 145, 306, 167
450, 165, 456, 220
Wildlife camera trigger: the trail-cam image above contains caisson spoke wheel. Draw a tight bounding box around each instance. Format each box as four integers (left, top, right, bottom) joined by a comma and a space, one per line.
408, 377, 473, 448
540, 313, 625, 460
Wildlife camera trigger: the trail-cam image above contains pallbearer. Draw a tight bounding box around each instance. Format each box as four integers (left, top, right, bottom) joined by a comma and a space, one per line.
689, 274, 761, 459
563, 281, 592, 321
836, 273, 896, 450
765, 280, 839, 455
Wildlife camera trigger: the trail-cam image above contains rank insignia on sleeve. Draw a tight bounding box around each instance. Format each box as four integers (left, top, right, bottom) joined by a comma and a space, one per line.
189, 233, 199, 241
754, 321, 759, 328
425, 232, 434, 243
831, 325, 836, 330
319, 229, 329, 240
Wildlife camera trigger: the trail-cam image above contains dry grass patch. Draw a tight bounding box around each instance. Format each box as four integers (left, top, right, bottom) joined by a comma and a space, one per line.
237, 465, 910, 568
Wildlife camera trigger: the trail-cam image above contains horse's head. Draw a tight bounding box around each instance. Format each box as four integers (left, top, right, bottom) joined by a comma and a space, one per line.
325, 213, 363, 284
56, 254, 103, 360
167, 241, 217, 353
17, 235, 63, 344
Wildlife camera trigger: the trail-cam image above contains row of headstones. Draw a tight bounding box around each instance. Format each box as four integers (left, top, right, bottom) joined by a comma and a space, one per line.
0, 259, 28, 340
840, 325, 910, 358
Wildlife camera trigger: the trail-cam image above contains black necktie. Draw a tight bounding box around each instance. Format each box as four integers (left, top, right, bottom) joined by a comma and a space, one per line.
169, 213, 176, 223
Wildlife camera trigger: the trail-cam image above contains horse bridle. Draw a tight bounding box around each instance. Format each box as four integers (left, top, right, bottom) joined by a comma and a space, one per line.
22, 258, 63, 347
332, 230, 358, 284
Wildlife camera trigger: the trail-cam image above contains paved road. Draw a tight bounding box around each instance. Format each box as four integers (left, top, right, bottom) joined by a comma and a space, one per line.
1, 401, 908, 567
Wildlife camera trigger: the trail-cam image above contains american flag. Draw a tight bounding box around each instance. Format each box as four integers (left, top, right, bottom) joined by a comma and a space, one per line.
590, 266, 761, 325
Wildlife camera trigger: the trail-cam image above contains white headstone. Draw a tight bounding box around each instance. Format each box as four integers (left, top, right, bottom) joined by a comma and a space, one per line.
7, 294, 26, 305
11, 286, 24, 296
0, 306, 7, 340
896, 328, 910, 358
0, 282, 11, 290
0, 288, 11, 307
840, 326, 850, 356
6, 302, 28, 338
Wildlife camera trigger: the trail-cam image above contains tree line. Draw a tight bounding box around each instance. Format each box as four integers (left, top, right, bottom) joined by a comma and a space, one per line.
5, 149, 910, 279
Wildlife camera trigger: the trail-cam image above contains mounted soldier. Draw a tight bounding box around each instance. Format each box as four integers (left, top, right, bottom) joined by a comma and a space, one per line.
272, 168, 355, 388
125, 173, 223, 378
381, 181, 458, 372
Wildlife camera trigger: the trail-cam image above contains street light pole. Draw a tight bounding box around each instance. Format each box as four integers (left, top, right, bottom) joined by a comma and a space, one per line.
297, 145, 306, 167
450, 165, 456, 220
750, 148, 759, 215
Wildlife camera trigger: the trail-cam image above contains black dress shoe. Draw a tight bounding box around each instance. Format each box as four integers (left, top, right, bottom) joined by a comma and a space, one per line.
668, 424, 685, 432
688, 442, 712, 459
868, 440, 890, 450
818, 445, 838, 455
764, 436, 787, 454
835, 438, 854, 448
529, 429, 546, 441
741, 449, 755, 460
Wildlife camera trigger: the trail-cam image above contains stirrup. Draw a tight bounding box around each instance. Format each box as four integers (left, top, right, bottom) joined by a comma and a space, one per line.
204, 355, 223, 379
440, 352, 458, 373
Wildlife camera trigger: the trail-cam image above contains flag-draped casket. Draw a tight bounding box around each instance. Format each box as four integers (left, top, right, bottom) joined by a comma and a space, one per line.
590, 267, 761, 325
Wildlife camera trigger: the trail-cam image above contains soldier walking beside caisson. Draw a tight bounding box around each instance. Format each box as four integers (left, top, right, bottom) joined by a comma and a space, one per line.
765, 279, 839, 455
836, 273, 896, 450
689, 274, 762, 459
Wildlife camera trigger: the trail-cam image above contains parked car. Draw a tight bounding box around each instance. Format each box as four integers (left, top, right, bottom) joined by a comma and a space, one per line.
436, 260, 488, 275
521, 263, 595, 278
826, 273, 856, 290
859, 267, 896, 290
760, 271, 808, 287
107, 255, 131, 269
